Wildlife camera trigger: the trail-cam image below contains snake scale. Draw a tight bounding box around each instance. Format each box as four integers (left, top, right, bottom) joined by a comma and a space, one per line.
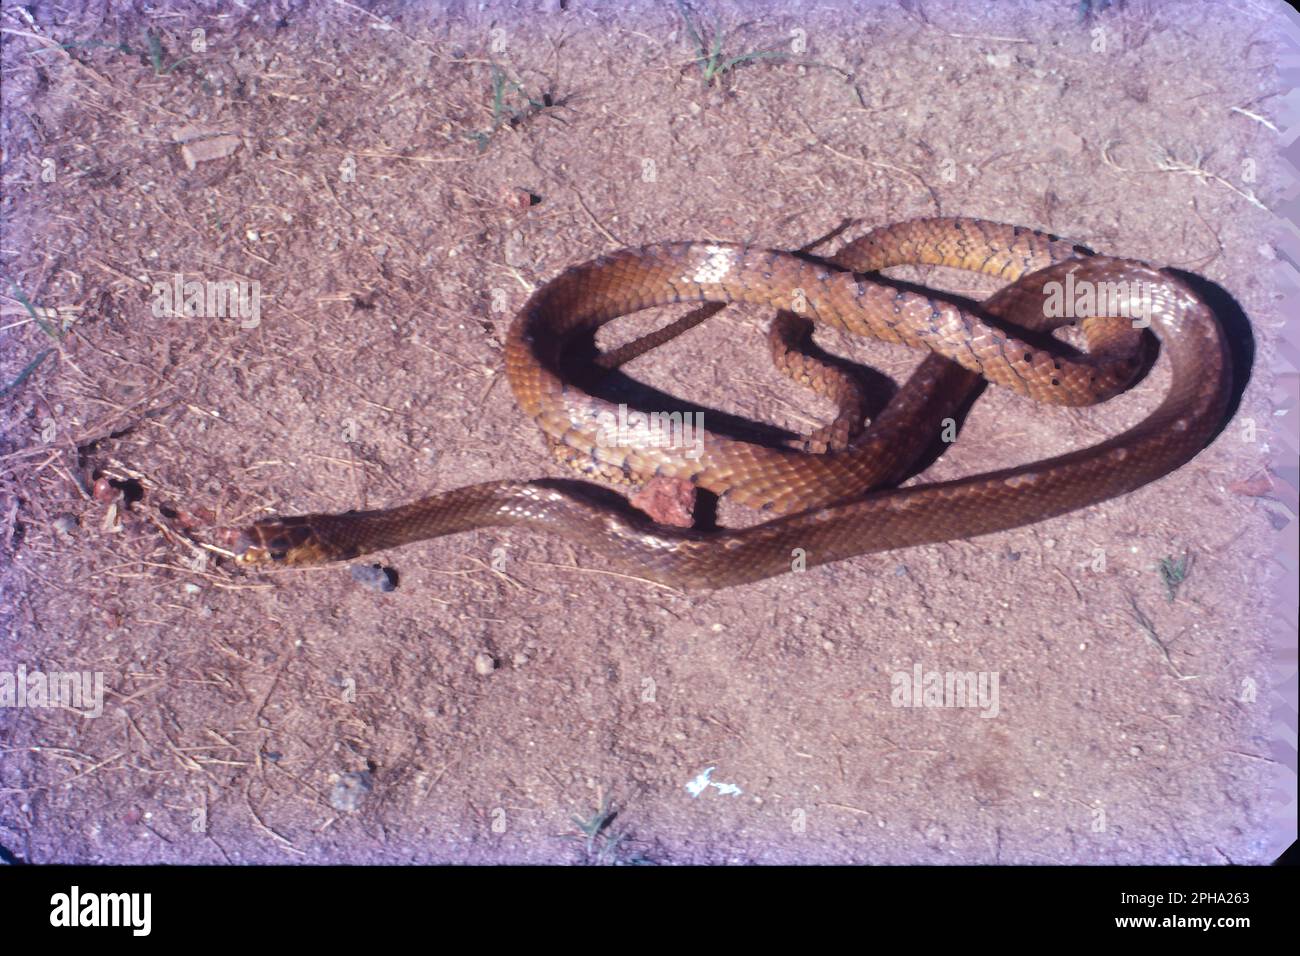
234, 218, 1232, 590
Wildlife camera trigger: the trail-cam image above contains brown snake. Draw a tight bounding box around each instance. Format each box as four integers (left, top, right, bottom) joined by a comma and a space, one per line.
234, 218, 1232, 590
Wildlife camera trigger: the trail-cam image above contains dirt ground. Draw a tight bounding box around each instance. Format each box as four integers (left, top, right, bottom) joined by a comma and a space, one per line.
0, 0, 1294, 864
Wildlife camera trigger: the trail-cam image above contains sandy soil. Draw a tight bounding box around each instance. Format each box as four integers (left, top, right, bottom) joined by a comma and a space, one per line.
0, 0, 1294, 864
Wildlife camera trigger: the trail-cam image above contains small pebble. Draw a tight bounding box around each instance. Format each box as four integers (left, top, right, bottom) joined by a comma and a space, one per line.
92, 477, 119, 503
474, 653, 497, 676
350, 563, 397, 592
329, 771, 372, 812
53, 515, 78, 536
179, 134, 240, 171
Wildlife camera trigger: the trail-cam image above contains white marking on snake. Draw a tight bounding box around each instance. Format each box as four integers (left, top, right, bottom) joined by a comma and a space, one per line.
686, 245, 736, 285
639, 532, 680, 551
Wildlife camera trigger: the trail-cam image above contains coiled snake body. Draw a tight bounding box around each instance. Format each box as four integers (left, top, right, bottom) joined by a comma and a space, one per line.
235, 218, 1232, 590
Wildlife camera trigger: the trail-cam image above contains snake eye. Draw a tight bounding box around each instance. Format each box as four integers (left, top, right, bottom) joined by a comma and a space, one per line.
268, 548, 287, 562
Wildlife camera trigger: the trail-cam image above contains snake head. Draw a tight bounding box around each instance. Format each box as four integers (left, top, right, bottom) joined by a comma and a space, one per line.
234, 516, 332, 567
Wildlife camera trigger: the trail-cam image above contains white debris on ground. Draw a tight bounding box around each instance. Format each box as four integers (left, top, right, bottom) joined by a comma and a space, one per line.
685, 767, 743, 798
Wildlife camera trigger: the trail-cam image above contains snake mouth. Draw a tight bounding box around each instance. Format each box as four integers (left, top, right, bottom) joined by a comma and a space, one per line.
233, 519, 326, 566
